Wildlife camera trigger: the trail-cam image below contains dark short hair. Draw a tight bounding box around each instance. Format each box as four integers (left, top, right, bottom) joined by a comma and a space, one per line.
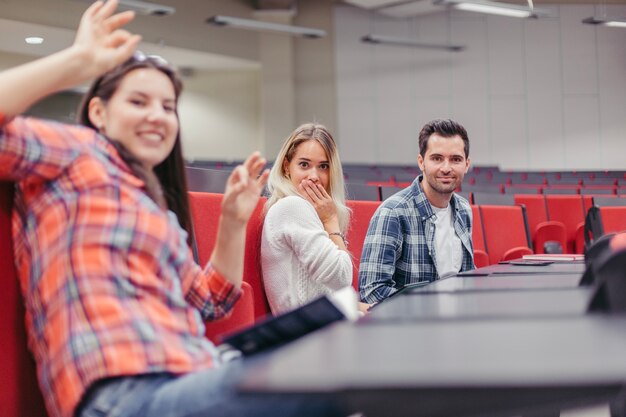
418, 119, 469, 158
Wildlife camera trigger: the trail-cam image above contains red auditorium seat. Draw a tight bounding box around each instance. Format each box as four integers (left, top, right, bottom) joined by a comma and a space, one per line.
545, 195, 587, 253
598, 207, 626, 235
188, 192, 269, 325
514, 195, 566, 254
470, 205, 489, 267
0, 182, 48, 417
203, 281, 255, 343
347, 200, 381, 289
479, 205, 533, 264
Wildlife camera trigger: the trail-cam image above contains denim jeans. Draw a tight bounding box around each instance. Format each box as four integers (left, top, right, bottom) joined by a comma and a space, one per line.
77, 360, 345, 417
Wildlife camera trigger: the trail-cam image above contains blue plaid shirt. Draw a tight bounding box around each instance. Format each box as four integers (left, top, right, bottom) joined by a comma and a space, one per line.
359, 176, 475, 304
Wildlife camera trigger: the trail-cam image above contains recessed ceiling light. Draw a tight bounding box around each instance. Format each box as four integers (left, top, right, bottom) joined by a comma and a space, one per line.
25, 37, 44, 45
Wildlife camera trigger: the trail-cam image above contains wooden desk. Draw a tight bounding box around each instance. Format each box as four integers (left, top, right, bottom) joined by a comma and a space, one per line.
368, 287, 592, 321
238, 316, 626, 417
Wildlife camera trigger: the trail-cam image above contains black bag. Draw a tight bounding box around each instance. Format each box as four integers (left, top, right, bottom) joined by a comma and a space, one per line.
583, 206, 604, 251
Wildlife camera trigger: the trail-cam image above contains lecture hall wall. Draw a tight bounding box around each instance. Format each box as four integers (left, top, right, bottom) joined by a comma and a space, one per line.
334, 4, 626, 171
1, 2, 624, 171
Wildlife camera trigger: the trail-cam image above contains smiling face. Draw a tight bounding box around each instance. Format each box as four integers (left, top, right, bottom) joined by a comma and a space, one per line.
417, 133, 470, 205
283, 139, 331, 192
88, 68, 179, 170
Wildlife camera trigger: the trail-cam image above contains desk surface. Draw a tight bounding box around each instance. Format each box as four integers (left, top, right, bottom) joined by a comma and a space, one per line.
238, 316, 626, 417
458, 261, 586, 276
406, 274, 583, 293
368, 287, 592, 321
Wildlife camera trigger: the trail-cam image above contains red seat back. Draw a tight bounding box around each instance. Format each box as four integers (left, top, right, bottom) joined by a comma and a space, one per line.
203, 281, 255, 343
599, 206, 626, 235
479, 205, 532, 264
346, 200, 381, 290
0, 182, 48, 417
471, 205, 487, 253
514, 194, 566, 254
545, 195, 586, 253
514, 195, 548, 234
470, 205, 489, 267
188, 192, 271, 320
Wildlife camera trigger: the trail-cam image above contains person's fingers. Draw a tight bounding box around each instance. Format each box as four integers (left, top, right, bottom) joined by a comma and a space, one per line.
256, 169, 270, 189
83, 1, 104, 19
107, 29, 132, 48
315, 183, 331, 199
301, 181, 318, 201
307, 181, 324, 200
104, 10, 136, 32
110, 31, 141, 55
94, 0, 118, 20
298, 183, 316, 203
242, 151, 262, 174
250, 157, 266, 179
226, 165, 247, 190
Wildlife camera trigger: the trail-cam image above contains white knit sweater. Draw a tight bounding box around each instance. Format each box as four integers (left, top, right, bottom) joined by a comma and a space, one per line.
261, 196, 353, 315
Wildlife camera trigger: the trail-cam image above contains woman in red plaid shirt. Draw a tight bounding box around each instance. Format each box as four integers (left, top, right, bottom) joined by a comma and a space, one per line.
0, 1, 344, 417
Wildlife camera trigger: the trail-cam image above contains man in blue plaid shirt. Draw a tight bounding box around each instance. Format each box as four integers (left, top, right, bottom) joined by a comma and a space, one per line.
359, 119, 476, 304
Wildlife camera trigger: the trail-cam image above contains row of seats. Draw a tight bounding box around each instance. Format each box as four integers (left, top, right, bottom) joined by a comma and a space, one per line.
462, 183, 626, 196
3, 182, 625, 416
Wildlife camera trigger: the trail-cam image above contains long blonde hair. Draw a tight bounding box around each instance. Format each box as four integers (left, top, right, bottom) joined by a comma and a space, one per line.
265, 123, 351, 233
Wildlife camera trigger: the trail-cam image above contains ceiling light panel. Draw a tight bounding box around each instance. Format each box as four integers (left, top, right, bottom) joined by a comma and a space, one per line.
207, 15, 326, 38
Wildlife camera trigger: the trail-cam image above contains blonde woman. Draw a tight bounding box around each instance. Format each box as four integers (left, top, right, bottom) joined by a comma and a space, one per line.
262, 123, 354, 314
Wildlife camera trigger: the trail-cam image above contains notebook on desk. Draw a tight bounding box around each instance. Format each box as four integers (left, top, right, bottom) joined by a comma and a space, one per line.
221, 286, 359, 357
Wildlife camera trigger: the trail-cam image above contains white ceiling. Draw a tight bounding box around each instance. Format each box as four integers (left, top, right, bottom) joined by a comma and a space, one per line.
342, 0, 626, 17
0, 0, 263, 71
2, 0, 623, 71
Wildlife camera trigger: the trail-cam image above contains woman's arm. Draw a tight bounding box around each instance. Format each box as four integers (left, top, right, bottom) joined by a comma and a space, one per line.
268, 196, 353, 288
209, 152, 269, 286
0, 0, 139, 118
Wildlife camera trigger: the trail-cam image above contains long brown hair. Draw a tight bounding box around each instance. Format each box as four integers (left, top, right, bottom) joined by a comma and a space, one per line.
77, 53, 195, 249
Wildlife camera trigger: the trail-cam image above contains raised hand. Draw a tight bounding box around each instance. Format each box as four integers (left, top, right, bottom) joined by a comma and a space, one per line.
220, 152, 269, 225
0, 0, 141, 117
72, 0, 141, 80
298, 179, 338, 226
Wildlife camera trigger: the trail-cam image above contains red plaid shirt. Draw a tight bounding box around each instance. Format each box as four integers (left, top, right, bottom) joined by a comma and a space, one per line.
0, 115, 240, 417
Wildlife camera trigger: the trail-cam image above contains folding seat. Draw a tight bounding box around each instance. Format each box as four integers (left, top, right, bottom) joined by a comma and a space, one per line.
545, 195, 587, 253
543, 186, 581, 195
189, 192, 270, 326
470, 205, 489, 267
597, 206, 626, 235
479, 205, 533, 264
514, 195, 567, 254
185, 167, 232, 193
345, 182, 381, 201
580, 185, 617, 196
504, 184, 543, 195
347, 200, 382, 289
592, 196, 626, 207
380, 185, 405, 201
473, 192, 515, 206
461, 183, 504, 194
455, 191, 474, 205
0, 182, 48, 417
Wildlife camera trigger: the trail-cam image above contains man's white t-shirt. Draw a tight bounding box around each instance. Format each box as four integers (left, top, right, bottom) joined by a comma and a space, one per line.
432, 204, 463, 279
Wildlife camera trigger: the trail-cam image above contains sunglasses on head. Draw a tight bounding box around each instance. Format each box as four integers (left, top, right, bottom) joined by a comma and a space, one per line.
132, 51, 169, 66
